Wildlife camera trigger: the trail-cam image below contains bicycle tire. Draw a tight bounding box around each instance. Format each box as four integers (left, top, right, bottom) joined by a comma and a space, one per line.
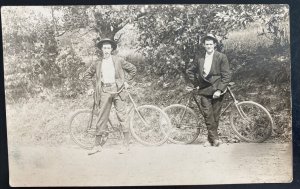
230, 101, 273, 143
130, 105, 171, 146
69, 109, 96, 149
163, 104, 201, 144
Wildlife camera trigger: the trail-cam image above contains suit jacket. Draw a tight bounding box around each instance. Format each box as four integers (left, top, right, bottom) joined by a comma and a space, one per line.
84, 55, 137, 105
187, 51, 232, 96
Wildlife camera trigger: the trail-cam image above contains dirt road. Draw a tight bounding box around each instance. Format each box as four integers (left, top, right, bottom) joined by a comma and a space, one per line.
8, 143, 292, 186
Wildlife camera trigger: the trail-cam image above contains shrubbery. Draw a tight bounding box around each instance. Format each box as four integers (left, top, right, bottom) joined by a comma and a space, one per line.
3, 5, 292, 144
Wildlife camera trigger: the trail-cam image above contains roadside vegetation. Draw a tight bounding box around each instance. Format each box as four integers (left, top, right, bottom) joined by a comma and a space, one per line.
3, 5, 291, 146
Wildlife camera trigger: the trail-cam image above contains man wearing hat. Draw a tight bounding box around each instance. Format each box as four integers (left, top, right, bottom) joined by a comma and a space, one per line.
84, 38, 137, 154
187, 34, 232, 147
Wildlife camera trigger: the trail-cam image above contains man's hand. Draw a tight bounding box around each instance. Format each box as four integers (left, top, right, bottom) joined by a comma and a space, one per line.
185, 86, 199, 92
213, 90, 222, 99
87, 89, 94, 96
124, 82, 129, 89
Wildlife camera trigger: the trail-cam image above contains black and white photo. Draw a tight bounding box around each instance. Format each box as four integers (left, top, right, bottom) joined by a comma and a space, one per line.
1, 4, 292, 186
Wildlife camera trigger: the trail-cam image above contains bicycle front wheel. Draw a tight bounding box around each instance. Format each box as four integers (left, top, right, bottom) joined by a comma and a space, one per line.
230, 101, 273, 143
130, 105, 171, 146
69, 109, 97, 149
163, 104, 201, 144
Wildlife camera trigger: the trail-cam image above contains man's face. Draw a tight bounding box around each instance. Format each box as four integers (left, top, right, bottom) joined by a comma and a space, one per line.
101, 43, 113, 58
204, 39, 216, 54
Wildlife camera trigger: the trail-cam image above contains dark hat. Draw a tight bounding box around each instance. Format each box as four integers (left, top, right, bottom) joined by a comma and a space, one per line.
202, 34, 218, 44
96, 38, 117, 50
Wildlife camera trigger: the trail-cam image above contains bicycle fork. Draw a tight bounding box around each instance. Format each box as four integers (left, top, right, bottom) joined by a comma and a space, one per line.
227, 88, 250, 122
176, 96, 195, 129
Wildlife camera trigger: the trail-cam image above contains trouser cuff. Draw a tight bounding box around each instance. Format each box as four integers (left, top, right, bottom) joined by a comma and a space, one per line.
95, 132, 109, 146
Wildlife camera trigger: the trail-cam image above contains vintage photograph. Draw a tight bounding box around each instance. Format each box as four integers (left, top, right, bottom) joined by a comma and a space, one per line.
2, 5, 292, 186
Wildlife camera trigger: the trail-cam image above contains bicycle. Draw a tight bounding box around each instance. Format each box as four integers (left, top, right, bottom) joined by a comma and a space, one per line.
163, 82, 274, 144
69, 85, 171, 149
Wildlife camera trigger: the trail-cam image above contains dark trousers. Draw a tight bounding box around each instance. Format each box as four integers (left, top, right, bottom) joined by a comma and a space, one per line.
95, 85, 128, 136
200, 95, 224, 142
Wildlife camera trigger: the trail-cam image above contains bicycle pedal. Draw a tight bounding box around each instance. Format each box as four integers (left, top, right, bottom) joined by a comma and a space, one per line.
87, 128, 96, 134
88, 151, 99, 156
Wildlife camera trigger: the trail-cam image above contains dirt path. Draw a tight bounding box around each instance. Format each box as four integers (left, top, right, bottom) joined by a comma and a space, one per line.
8, 143, 292, 186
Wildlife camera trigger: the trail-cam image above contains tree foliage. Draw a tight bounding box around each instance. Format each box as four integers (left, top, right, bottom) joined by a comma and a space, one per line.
2, 5, 289, 102
135, 4, 289, 80
3, 7, 59, 100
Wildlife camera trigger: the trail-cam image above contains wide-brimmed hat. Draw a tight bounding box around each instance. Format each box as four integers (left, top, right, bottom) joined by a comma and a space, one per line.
96, 38, 117, 50
201, 34, 218, 44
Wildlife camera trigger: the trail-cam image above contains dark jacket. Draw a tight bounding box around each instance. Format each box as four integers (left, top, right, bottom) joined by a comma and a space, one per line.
84, 55, 137, 105
186, 51, 232, 96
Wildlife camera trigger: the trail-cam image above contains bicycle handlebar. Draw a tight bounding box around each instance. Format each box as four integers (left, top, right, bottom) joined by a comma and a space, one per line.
185, 86, 229, 95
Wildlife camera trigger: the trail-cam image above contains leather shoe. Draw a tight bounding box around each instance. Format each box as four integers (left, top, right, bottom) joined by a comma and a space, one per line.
118, 145, 129, 154
88, 145, 103, 155
212, 139, 222, 147
203, 141, 212, 147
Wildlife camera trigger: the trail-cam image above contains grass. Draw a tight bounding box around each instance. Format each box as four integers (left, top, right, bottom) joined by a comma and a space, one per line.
6, 75, 291, 147
222, 25, 291, 142
6, 95, 93, 146
223, 25, 273, 52
5, 84, 170, 147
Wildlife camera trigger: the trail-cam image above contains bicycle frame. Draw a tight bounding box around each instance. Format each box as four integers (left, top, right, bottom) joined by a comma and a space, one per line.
224, 87, 251, 121
166, 83, 273, 143
177, 85, 241, 128
87, 85, 151, 133
220, 87, 236, 117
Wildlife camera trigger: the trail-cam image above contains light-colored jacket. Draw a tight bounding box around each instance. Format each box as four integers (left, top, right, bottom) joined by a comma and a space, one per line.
84, 55, 137, 105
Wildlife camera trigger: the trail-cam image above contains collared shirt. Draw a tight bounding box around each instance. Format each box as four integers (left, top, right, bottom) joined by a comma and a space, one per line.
203, 50, 214, 78
101, 56, 116, 83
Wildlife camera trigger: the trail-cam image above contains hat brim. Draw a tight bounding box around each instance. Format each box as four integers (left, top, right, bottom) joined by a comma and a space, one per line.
202, 36, 218, 44
96, 39, 117, 50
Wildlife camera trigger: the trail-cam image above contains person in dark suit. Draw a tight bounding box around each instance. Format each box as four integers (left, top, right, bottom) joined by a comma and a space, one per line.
84, 38, 137, 154
187, 34, 232, 147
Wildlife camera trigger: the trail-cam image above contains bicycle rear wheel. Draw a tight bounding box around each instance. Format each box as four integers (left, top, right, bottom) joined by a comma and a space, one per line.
130, 105, 171, 146
163, 104, 201, 144
230, 101, 273, 143
69, 109, 96, 149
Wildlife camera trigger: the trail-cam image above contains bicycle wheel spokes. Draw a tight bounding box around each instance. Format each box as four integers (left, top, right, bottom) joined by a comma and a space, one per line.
164, 104, 200, 144
130, 105, 170, 146
230, 101, 273, 143
69, 109, 96, 149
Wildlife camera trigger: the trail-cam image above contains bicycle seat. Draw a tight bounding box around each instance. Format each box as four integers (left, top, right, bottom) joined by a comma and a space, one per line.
228, 82, 235, 86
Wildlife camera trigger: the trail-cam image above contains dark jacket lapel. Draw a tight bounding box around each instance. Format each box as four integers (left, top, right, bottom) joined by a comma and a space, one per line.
199, 57, 210, 82
112, 56, 122, 79
199, 57, 204, 75
96, 56, 103, 83
209, 51, 218, 76
112, 56, 117, 79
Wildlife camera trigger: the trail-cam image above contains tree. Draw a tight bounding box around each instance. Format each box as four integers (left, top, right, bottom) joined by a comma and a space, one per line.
45, 5, 147, 98
135, 4, 289, 81
2, 5, 289, 102
2, 7, 60, 100
3, 5, 149, 101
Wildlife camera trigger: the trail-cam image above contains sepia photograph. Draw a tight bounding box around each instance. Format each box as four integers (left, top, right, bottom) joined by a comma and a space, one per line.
1, 4, 292, 186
